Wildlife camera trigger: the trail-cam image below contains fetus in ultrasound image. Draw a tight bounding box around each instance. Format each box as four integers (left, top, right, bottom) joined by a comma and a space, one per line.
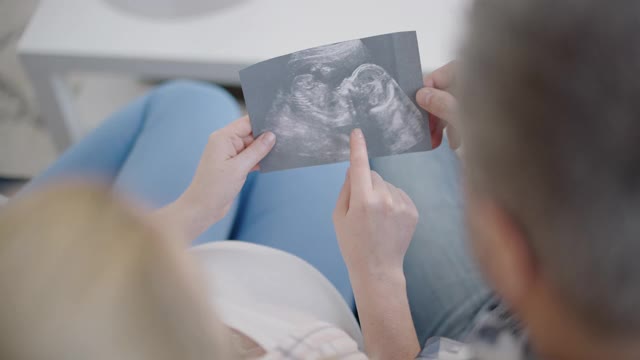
240, 32, 430, 171
267, 40, 425, 163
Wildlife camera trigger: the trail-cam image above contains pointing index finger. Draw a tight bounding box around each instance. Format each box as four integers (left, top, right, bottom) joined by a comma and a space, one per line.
349, 129, 372, 199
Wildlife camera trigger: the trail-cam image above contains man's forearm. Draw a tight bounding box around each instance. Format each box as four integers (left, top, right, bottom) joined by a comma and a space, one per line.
350, 267, 420, 360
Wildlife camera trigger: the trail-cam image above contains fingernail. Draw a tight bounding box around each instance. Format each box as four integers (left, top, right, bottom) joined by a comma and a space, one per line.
262, 132, 276, 144
417, 88, 433, 105
352, 128, 363, 138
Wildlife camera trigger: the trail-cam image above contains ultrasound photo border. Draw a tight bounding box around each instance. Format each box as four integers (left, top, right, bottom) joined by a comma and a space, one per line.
240, 31, 431, 172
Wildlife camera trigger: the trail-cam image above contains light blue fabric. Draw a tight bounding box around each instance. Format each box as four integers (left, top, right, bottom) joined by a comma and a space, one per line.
21, 80, 352, 303
22, 81, 242, 240
23, 80, 489, 346
371, 145, 492, 346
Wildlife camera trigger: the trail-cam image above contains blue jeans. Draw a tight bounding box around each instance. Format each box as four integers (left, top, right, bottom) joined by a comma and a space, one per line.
371, 152, 491, 345
23, 81, 489, 346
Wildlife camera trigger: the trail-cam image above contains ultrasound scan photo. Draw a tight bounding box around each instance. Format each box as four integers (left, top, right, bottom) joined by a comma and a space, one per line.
240, 31, 431, 172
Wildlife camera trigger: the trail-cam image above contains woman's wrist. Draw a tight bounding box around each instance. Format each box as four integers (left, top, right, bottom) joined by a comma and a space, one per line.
348, 263, 407, 294
151, 190, 221, 244
348, 264, 419, 360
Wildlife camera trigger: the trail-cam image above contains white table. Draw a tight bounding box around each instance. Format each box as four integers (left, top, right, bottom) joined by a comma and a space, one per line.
18, 0, 471, 152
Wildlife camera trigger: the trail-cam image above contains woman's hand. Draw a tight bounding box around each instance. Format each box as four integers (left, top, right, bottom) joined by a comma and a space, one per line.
417, 61, 462, 151
333, 129, 418, 277
333, 129, 421, 359
154, 116, 275, 242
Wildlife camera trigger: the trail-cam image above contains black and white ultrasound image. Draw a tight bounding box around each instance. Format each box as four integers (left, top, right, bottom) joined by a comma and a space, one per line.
240, 32, 431, 172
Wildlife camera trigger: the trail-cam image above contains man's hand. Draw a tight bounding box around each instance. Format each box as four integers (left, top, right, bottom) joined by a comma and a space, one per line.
154, 116, 275, 242
333, 129, 420, 360
333, 128, 419, 275
417, 61, 462, 150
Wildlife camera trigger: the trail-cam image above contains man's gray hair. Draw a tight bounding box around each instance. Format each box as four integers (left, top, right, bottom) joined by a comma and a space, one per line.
460, 0, 640, 334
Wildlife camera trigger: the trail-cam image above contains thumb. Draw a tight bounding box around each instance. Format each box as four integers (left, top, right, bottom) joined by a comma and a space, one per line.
416, 87, 458, 122
416, 87, 461, 150
233, 132, 276, 172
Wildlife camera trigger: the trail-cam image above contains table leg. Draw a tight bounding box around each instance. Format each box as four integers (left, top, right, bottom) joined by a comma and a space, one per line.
21, 58, 80, 152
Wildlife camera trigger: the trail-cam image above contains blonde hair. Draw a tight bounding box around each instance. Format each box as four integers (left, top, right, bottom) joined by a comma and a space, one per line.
0, 184, 237, 360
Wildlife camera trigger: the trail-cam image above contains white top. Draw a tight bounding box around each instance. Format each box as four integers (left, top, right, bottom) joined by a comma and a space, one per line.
20, 0, 471, 83
190, 241, 364, 355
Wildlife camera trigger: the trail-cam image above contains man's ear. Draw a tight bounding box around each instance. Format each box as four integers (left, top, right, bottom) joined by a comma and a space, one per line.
466, 190, 538, 308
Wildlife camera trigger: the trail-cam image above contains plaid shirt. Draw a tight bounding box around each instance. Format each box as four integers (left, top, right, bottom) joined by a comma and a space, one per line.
258, 321, 366, 360
417, 299, 536, 360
